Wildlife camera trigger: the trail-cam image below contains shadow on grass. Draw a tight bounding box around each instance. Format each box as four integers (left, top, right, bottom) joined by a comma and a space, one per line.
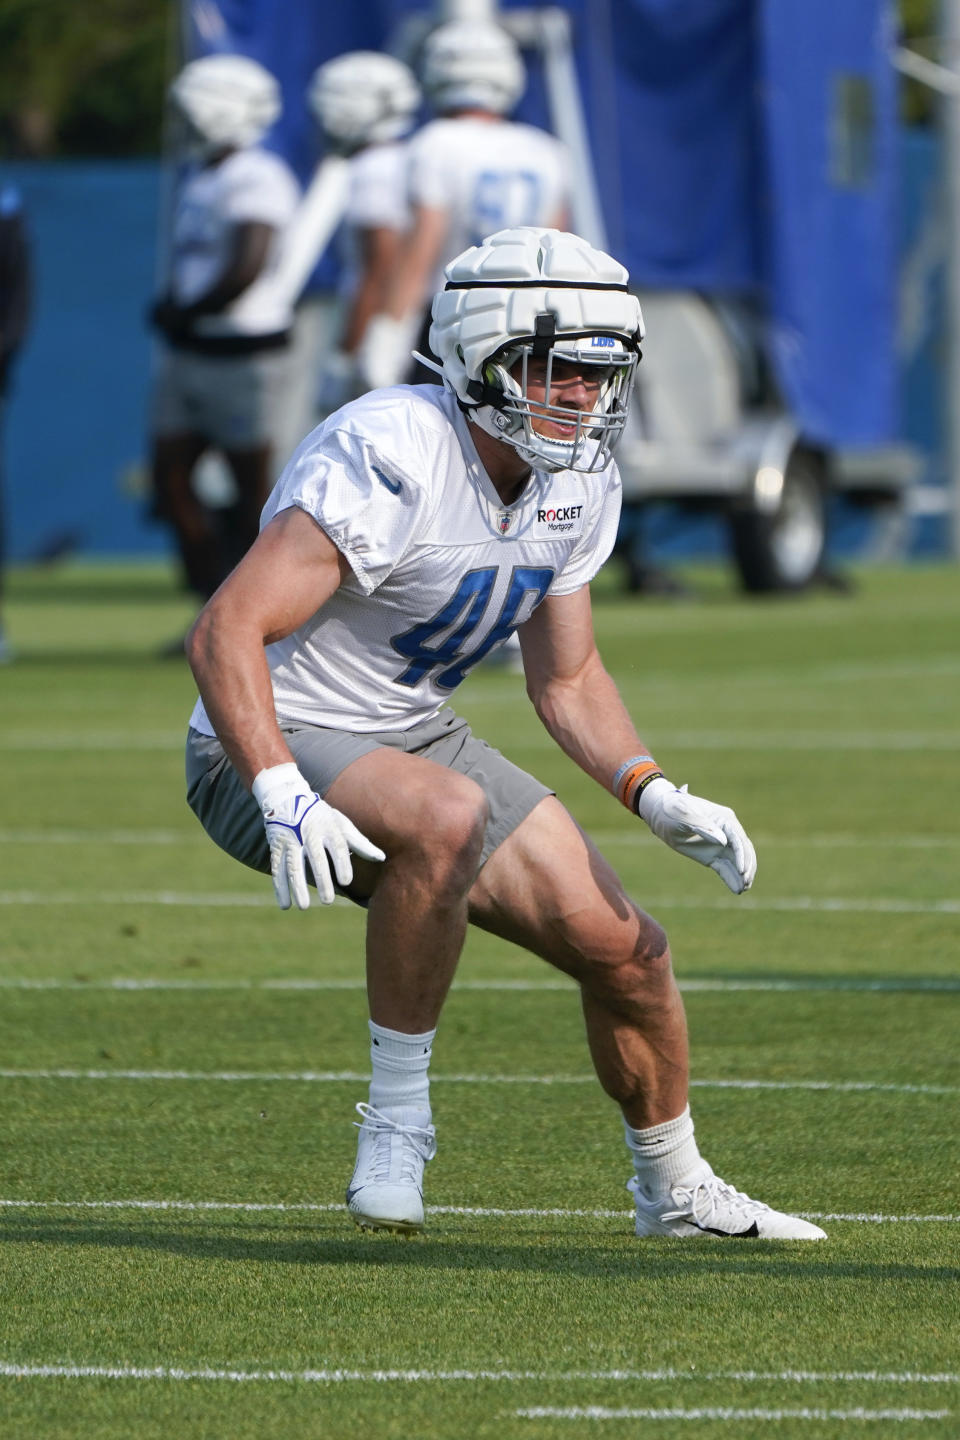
2, 1218, 958, 1284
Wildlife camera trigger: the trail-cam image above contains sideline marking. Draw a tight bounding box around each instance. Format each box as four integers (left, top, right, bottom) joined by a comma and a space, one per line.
0, 1069, 952, 1095
0, 1198, 956, 1225
1, 891, 959, 916
0, 1361, 955, 1386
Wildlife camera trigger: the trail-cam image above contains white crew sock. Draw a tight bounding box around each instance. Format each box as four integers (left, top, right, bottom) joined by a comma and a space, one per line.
623, 1105, 702, 1201
368, 1020, 435, 1118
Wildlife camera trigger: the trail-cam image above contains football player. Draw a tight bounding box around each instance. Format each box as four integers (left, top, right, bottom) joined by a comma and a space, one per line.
148, 55, 301, 617
307, 51, 421, 413
357, 19, 571, 391
184, 226, 825, 1242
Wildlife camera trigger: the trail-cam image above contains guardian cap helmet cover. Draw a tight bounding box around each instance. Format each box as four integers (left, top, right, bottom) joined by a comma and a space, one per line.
308, 52, 421, 155
430, 228, 644, 473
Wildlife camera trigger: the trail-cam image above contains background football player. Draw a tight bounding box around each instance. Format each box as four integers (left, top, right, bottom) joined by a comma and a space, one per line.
357, 18, 571, 391
307, 51, 421, 415
148, 55, 300, 626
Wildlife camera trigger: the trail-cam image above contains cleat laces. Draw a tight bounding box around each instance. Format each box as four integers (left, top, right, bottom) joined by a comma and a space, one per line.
629, 1172, 771, 1230
353, 1102, 437, 1186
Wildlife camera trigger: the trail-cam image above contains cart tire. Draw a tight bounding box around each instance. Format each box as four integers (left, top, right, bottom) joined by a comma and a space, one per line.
729, 448, 827, 592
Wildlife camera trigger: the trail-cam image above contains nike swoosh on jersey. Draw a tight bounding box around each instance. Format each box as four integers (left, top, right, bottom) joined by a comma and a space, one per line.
372, 464, 402, 495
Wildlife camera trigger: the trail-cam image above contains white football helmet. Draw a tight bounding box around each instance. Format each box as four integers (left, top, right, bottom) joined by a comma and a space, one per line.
308, 52, 421, 155
420, 20, 525, 116
430, 228, 644, 474
168, 55, 281, 158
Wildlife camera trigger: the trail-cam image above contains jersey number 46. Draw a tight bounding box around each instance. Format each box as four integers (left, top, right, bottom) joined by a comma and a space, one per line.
391, 565, 553, 690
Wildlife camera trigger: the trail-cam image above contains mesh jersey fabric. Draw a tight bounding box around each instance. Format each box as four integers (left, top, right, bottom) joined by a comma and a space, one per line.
188, 383, 621, 736
169, 147, 301, 336
406, 118, 570, 295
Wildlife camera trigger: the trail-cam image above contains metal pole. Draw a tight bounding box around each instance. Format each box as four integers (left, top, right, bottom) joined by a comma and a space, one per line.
943, 0, 960, 555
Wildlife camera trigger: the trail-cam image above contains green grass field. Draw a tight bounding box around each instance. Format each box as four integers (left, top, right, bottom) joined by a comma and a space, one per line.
1, 559, 958, 1440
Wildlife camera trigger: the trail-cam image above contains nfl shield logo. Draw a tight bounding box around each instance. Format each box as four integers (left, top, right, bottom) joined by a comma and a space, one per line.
497, 510, 512, 534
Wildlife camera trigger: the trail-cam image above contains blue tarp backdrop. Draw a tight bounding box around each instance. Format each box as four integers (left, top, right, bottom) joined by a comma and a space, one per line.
3, 1, 915, 561
191, 0, 898, 447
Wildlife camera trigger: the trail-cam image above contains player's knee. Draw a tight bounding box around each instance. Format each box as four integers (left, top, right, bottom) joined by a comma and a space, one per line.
586, 915, 673, 1009
635, 915, 670, 971
413, 774, 488, 886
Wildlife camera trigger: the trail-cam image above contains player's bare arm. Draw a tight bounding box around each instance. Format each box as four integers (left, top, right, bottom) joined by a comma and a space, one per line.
520, 586, 651, 787
180, 220, 275, 317
342, 225, 405, 354
186, 507, 349, 787
519, 586, 754, 893
187, 507, 384, 908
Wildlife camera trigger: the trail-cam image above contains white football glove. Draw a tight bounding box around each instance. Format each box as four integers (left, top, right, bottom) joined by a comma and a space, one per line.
637, 777, 757, 895
251, 763, 386, 910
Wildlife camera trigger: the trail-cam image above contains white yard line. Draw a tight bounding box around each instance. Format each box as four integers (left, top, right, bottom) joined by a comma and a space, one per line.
0, 891, 290, 908
460, 657, 960, 707
0, 974, 955, 995
0, 733, 185, 751
2, 827, 958, 850
0, 1198, 956, 1225
2, 890, 959, 916
0, 1362, 954, 1395
514, 1406, 950, 1422
587, 832, 960, 850
0, 829, 189, 845
643, 732, 960, 752
0, 1069, 952, 1095
3, 729, 960, 753
0, 975, 956, 994
468, 728, 960, 755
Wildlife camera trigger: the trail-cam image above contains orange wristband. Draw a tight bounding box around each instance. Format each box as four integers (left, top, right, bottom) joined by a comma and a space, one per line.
613, 755, 663, 811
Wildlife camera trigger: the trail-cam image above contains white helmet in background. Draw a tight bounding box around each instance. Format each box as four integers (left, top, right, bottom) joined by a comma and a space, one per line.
308, 51, 421, 155
169, 55, 281, 158
421, 20, 525, 116
430, 228, 644, 474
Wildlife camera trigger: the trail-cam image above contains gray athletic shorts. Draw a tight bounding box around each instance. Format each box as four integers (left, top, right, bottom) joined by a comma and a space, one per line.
151, 343, 291, 449
185, 707, 553, 895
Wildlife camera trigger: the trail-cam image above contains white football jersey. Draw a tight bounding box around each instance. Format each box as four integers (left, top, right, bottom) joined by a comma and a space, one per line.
189, 385, 621, 736
406, 118, 570, 294
169, 147, 301, 336
338, 140, 411, 298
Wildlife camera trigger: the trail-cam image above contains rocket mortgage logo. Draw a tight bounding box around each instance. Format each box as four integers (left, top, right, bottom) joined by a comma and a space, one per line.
536, 503, 584, 534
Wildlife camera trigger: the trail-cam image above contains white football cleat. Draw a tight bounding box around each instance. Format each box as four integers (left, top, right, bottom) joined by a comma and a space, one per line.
628, 1162, 826, 1240
346, 1102, 436, 1234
